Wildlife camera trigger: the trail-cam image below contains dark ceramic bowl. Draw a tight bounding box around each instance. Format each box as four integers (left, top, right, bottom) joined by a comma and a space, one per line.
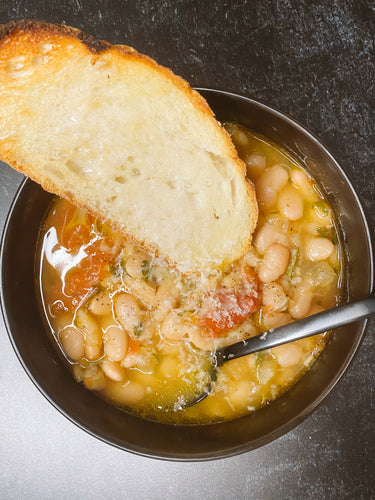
1, 89, 373, 461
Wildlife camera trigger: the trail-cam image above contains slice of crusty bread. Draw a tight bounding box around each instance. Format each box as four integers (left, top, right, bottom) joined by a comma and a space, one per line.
0, 20, 258, 272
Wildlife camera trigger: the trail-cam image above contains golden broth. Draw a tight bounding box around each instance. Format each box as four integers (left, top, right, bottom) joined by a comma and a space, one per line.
36, 124, 342, 424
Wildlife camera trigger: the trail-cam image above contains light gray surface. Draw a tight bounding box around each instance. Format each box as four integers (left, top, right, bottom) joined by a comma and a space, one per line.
0, 1, 374, 498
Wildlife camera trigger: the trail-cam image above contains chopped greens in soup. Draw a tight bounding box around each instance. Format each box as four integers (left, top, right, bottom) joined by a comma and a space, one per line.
37, 124, 342, 424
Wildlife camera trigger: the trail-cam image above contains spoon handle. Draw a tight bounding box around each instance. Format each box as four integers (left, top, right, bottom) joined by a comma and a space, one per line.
216, 294, 375, 365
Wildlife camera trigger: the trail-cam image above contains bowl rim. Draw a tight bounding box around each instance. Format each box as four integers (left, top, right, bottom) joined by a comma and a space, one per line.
0, 88, 373, 461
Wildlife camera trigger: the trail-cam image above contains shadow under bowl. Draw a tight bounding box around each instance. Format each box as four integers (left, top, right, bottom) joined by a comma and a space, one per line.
0, 89, 373, 461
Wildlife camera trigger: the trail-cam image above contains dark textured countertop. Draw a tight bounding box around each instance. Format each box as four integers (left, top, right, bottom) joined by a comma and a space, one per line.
0, 1, 374, 498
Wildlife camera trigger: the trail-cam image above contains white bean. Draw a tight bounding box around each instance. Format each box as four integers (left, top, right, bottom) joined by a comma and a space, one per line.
232, 129, 249, 146
158, 356, 179, 378
272, 343, 302, 367
241, 247, 259, 267
188, 325, 220, 351
119, 382, 145, 403
290, 169, 310, 190
228, 380, 252, 407
101, 360, 125, 382
256, 166, 289, 208
59, 326, 84, 361
256, 179, 276, 208
305, 237, 334, 261
289, 288, 312, 319
122, 275, 157, 307
265, 165, 289, 191
53, 312, 73, 332
262, 311, 292, 330
257, 359, 276, 384
302, 221, 322, 236
88, 289, 112, 316
220, 268, 240, 289
262, 282, 287, 312
114, 293, 142, 334
247, 353, 257, 370
278, 187, 304, 220
83, 365, 106, 390
125, 251, 149, 279
160, 311, 187, 341
254, 223, 289, 254
72, 364, 85, 382
121, 351, 141, 368
245, 152, 266, 178
222, 319, 258, 346
104, 325, 128, 361
307, 303, 325, 316
76, 309, 102, 360
137, 317, 155, 340
156, 278, 179, 314
259, 243, 290, 283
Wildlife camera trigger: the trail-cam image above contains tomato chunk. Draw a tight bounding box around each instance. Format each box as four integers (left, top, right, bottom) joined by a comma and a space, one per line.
127, 337, 140, 355
63, 223, 92, 251
64, 249, 112, 297
199, 267, 261, 336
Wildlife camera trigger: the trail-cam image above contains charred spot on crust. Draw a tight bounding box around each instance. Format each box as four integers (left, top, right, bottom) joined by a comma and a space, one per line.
75, 29, 110, 53
0, 19, 27, 40
0, 19, 110, 54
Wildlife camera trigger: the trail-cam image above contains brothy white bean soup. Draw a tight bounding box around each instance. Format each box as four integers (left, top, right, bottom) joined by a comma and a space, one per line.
37, 123, 342, 424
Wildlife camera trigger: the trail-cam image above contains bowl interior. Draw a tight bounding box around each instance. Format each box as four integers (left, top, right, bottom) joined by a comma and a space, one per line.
1, 89, 373, 460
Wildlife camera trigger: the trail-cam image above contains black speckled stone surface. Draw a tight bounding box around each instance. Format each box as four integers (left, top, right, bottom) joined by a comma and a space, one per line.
0, 1, 373, 498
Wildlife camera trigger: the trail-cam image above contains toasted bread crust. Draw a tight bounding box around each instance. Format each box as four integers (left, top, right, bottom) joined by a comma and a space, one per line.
0, 20, 110, 53
0, 20, 247, 172
0, 20, 258, 272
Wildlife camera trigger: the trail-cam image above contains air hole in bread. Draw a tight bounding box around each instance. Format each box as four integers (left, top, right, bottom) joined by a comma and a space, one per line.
66, 158, 80, 174
115, 176, 127, 184
38, 43, 53, 54
32, 54, 47, 66
208, 152, 233, 180
66, 158, 93, 177
131, 168, 140, 176
47, 164, 63, 179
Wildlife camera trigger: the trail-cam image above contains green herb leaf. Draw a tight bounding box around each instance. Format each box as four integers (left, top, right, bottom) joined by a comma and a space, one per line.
120, 257, 128, 271
134, 320, 143, 338
316, 227, 330, 239
154, 350, 163, 364
286, 247, 299, 278
256, 351, 264, 368
253, 310, 263, 329
315, 227, 338, 246
312, 200, 329, 217
141, 260, 156, 285
109, 263, 119, 276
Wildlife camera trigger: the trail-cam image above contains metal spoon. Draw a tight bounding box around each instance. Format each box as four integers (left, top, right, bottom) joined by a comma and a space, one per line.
184, 294, 375, 408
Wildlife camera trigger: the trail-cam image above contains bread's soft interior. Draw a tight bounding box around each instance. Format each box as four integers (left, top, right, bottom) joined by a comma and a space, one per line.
0, 25, 257, 271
